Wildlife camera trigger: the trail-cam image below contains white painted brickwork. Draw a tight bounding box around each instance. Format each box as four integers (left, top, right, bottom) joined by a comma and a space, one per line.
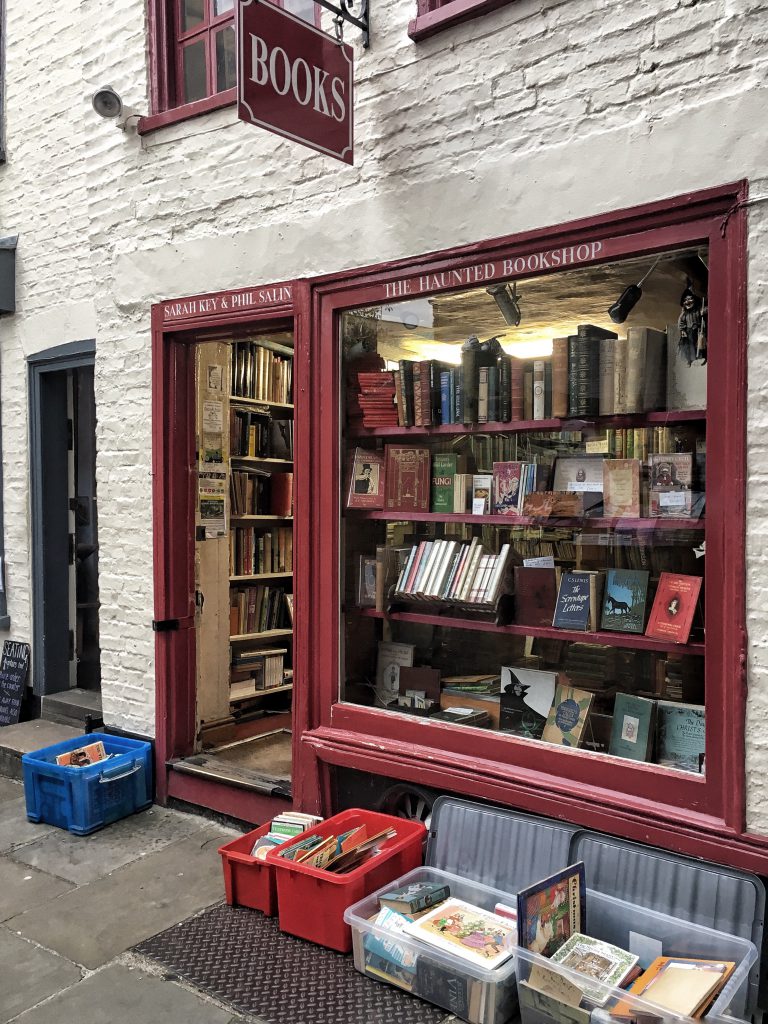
1, 0, 768, 819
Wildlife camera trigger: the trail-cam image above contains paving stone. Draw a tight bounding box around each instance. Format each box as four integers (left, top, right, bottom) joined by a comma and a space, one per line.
12, 962, 236, 1024
0, 925, 81, 1021
10, 804, 209, 884
6, 829, 233, 968
0, 798, 55, 853
0, 776, 23, 805
0, 855, 74, 922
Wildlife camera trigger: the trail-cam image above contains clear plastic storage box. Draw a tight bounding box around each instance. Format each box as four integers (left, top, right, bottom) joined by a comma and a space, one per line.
516, 889, 757, 1024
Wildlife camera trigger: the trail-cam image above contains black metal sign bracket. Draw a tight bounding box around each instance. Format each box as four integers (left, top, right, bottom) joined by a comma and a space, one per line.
314, 0, 370, 48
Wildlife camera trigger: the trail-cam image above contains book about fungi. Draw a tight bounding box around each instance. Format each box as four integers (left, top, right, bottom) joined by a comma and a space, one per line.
645, 572, 702, 644
517, 862, 585, 959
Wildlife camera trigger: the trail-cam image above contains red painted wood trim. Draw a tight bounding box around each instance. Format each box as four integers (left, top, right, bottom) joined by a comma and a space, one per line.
409, 0, 514, 42
139, 89, 237, 135
167, 766, 290, 824
347, 511, 704, 531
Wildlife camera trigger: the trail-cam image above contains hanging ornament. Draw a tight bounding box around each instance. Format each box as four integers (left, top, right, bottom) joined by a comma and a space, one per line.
678, 279, 707, 366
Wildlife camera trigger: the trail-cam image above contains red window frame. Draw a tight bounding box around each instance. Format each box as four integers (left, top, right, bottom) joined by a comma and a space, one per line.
143, 0, 322, 135
408, 0, 514, 42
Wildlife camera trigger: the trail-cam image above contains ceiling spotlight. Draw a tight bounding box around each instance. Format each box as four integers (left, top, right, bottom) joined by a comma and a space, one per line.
487, 282, 522, 327
608, 255, 662, 324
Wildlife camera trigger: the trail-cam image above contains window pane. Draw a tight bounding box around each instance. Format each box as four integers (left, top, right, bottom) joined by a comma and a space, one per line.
214, 0, 235, 14
216, 26, 236, 92
183, 39, 208, 103
181, 0, 205, 31
282, 0, 316, 23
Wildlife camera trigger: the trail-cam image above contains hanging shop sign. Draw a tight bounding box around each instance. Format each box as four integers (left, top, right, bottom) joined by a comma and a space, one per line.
238, 0, 354, 165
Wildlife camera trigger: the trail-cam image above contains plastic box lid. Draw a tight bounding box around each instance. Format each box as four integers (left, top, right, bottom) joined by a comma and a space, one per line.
426, 796, 578, 895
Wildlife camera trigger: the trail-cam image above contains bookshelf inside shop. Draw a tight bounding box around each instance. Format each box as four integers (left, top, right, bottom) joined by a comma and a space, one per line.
340, 247, 709, 774
195, 330, 294, 744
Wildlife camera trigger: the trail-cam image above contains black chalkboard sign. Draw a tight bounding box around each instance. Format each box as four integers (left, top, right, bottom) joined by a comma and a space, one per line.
0, 641, 30, 726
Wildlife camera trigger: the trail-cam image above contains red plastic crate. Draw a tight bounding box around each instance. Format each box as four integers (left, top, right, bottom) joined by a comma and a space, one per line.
219, 823, 281, 916
266, 808, 425, 952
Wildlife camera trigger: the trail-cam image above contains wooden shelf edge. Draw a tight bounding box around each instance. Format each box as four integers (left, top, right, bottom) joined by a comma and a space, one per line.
230, 683, 294, 701
230, 629, 294, 642
345, 510, 705, 530
230, 572, 293, 582
349, 607, 704, 655
231, 456, 294, 466
231, 515, 294, 522
230, 396, 294, 411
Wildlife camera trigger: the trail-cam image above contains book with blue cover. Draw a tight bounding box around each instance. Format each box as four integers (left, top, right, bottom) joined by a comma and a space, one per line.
553, 572, 591, 630
601, 569, 649, 634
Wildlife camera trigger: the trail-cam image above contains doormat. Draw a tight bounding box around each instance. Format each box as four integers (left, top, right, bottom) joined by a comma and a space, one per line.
134, 902, 452, 1024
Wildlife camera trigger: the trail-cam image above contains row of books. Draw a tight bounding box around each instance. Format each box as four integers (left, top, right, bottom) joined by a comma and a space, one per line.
231, 339, 293, 405
249, 812, 324, 860
229, 525, 293, 577
229, 585, 293, 636
230, 470, 293, 517
230, 408, 294, 460
394, 538, 510, 606
230, 647, 289, 698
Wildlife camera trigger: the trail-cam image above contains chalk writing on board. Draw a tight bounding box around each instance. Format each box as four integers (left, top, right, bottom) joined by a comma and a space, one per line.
0, 641, 30, 727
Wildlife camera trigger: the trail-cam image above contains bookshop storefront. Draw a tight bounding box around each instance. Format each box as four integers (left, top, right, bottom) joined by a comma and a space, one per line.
291, 180, 766, 875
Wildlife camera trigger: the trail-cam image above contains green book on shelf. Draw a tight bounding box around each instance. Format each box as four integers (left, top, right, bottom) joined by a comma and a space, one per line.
431, 453, 464, 514
609, 693, 656, 761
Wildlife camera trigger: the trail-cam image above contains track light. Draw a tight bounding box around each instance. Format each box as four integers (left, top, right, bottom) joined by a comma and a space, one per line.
608, 255, 662, 324
487, 282, 522, 327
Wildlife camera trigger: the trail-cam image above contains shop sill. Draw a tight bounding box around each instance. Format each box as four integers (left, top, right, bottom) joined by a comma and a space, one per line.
138, 89, 237, 135
408, 0, 513, 42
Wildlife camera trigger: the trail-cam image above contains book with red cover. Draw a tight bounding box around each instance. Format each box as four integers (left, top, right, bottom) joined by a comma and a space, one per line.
269, 473, 294, 517
384, 445, 431, 513
645, 572, 702, 643
514, 567, 559, 627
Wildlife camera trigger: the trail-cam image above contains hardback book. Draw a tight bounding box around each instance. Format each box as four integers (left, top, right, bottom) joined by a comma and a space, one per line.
461, 336, 480, 424
609, 693, 656, 761
666, 322, 707, 411
364, 949, 416, 992
656, 701, 705, 772
510, 356, 524, 419
612, 336, 629, 414
523, 364, 534, 420
269, 472, 293, 517
497, 354, 512, 422
431, 452, 465, 514
569, 325, 616, 417
523, 491, 584, 518
414, 959, 478, 1019
645, 572, 702, 644
499, 667, 557, 739
384, 445, 431, 513
379, 882, 450, 916
431, 706, 492, 728
615, 957, 735, 1019
624, 326, 666, 413
601, 568, 649, 633
453, 472, 474, 514
472, 473, 493, 514
599, 336, 616, 415
552, 338, 569, 418
477, 365, 490, 423
648, 452, 694, 518
551, 933, 639, 1003
493, 461, 524, 515
439, 690, 500, 726
553, 572, 592, 631
403, 898, 517, 969
552, 456, 604, 514
533, 360, 546, 420
517, 862, 585, 958
375, 641, 415, 704
541, 684, 594, 747
514, 566, 560, 627
346, 447, 386, 509
602, 459, 641, 518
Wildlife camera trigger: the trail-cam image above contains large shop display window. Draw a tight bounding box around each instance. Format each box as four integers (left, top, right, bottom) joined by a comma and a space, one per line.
338, 245, 717, 787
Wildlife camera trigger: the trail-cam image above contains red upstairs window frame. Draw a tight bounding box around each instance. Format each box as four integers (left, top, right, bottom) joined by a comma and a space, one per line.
144, 0, 322, 134
408, 0, 514, 42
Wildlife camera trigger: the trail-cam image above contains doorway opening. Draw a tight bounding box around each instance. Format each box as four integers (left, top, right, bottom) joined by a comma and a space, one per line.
29, 342, 101, 727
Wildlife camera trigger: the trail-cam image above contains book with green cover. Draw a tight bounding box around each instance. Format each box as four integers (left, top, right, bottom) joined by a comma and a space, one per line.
609, 693, 656, 761
656, 701, 705, 773
541, 684, 594, 748
431, 453, 461, 513
601, 569, 649, 634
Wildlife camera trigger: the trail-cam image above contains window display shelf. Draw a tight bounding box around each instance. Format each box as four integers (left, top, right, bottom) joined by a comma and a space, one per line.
345, 509, 705, 531
349, 607, 705, 656
229, 572, 293, 582
230, 629, 293, 642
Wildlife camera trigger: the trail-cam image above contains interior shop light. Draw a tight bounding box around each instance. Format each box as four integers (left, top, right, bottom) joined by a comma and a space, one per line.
486, 282, 522, 327
607, 255, 662, 324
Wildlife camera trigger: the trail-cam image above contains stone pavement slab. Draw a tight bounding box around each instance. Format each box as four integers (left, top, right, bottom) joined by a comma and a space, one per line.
0, 926, 81, 1021
0, 855, 74, 922
11, 962, 241, 1024
6, 827, 235, 968
10, 804, 208, 884
0, 777, 23, 805
0, 798, 55, 854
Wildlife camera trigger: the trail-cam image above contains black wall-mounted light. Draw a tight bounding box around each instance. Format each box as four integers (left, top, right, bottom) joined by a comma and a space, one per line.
487, 282, 522, 327
608, 255, 662, 324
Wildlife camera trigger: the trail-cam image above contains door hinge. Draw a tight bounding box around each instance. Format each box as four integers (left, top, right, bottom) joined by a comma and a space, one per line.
152, 618, 180, 632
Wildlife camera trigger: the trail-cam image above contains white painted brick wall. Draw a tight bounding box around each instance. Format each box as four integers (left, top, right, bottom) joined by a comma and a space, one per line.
2, 0, 768, 827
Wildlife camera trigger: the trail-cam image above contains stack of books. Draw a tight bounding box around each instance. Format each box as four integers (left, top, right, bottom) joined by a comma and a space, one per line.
357, 371, 398, 427
230, 647, 288, 697
394, 538, 511, 607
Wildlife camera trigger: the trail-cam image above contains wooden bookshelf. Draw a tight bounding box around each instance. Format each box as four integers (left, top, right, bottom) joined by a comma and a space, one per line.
230, 396, 294, 413
230, 683, 293, 702
231, 515, 293, 522
231, 456, 294, 466
350, 607, 705, 656
345, 510, 705, 531
230, 629, 294, 642
230, 572, 293, 582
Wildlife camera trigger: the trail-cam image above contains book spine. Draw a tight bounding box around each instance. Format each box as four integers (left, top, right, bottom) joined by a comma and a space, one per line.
551, 338, 569, 418
412, 363, 424, 427
453, 367, 463, 424
439, 371, 451, 426
533, 360, 546, 420
477, 366, 489, 424
428, 361, 441, 425
510, 358, 524, 420
599, 338, 616, 415
447, 369, 456, 424
398, 361, 414, 427
523, 366, 534, 421
544, 359, 552, 419
498, 355, 512, 422
462, 347, 479, 424
625, 328, 647, 414
487, 365, 500, 422
394, 372, 405, 426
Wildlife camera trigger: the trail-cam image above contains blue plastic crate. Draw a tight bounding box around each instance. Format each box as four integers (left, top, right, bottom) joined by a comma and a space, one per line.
22, 732, 153, 835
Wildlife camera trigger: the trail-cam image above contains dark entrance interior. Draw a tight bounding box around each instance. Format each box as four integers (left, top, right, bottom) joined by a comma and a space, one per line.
29, 342, 101, 725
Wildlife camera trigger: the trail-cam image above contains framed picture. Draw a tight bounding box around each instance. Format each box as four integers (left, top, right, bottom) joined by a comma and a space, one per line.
357, 555, 377, 607
346, 447, 386, 509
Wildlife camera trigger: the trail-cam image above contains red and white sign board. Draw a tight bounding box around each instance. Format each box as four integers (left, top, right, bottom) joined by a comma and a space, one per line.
238, 0, 354, 165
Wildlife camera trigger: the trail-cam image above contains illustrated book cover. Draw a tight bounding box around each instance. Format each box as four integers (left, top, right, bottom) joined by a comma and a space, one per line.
492, 461, 524, 515
649, 452, 694, 518
553, 572, 592, 631
602, 459, 641, 518
499, 667, 557, 739
615, 957, 735, 1019
541, 684, 594, 747
55, 741, 107, 767
472, 474, 493, 515
346, 447, 386, 510
656, 701, 705, 773
375, 641, 415, 705
431, 452, 466, 514
384, 445, 431, 514
600, 569, 649, 634
609, 693, 656, 762
402, 897, 517, 968
551, 932, 639, 1003
645, 572, 702, 644
517, 862, 585, 959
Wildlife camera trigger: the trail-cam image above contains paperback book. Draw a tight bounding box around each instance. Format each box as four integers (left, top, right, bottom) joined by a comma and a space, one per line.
402, 898, 517, 968
600, 569, 649, 634
517, 862, 585, 958
551, 932, 639, 1003
645, 572, 702, 644
656, 701, 705, 772
499, 667, 557, 739
541, 684, 594, 748
609, 693, 656, 762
